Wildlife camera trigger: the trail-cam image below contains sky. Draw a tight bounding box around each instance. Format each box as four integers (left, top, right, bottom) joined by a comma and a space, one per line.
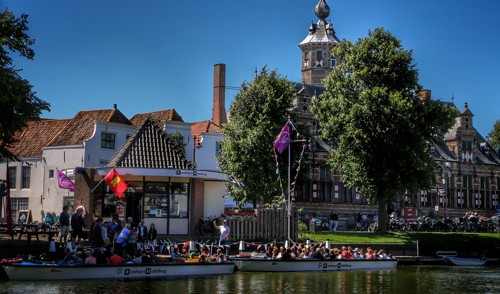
2, 0, 499, 137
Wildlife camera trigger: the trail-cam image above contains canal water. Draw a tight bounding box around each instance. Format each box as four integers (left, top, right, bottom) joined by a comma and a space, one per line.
0, 266, 498, 293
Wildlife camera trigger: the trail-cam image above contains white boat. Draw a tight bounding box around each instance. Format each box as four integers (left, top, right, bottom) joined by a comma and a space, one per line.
1, 261, 235, 281
442, 256, 486, 266
233, 257, 398, 272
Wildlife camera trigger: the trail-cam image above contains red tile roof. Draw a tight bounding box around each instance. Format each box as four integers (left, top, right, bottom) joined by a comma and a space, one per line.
8, 119, 71, 157
130, 109, 184, 126
47, 108, 132, 146
191, 120, 223, 146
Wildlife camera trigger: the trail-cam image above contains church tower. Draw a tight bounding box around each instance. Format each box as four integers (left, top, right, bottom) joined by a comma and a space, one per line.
299, 0, 340, 86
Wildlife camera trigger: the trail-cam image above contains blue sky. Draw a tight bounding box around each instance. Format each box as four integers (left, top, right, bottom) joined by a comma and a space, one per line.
2, 0, 499, 137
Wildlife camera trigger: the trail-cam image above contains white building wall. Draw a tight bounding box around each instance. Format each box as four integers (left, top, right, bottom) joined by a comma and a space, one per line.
83, 122, 136, 167
194, 133, 223, 171
0, 158, 45, 222
204, 181, 226, 218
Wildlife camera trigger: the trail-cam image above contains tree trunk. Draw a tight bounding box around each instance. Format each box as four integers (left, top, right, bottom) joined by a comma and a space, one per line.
376, 199, 388, 233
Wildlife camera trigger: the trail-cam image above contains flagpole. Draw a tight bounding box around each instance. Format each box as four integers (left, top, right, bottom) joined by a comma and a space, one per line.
287, 141, 291, 242
91, 177, 105, 193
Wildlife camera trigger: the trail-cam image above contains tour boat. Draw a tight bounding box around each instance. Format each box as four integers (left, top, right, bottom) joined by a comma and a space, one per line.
232, 257, 398, 272
1, 261, 235, 281
442, 256, 486, 266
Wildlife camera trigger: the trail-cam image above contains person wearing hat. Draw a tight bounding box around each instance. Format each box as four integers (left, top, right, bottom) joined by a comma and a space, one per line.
213, 219, 230, 256
92, 217, 105, 248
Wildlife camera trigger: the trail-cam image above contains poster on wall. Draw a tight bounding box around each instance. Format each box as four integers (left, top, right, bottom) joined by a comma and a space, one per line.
155, 209, 162, 217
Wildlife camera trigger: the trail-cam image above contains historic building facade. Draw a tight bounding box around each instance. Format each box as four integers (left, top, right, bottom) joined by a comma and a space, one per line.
291, 0, 500, 219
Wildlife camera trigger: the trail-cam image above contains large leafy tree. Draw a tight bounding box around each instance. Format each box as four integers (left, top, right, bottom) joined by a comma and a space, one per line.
486, 120, 500, 152
218, 67, 296, 205
312, 28, 457, 232
0, 10, 50, 160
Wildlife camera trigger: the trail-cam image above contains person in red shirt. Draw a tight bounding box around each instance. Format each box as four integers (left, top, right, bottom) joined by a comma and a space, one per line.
341, 246, 353, 259
109, 252, 123, 264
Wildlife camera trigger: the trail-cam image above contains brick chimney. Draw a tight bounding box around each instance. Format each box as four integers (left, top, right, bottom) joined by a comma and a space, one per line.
212, 63, 227, 126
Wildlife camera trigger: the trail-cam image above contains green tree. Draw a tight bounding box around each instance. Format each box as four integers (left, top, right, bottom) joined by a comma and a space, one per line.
486, 120, 500, 152
312, 28, 457, 232
218, 67, 296, 205
0, 10, 50, 160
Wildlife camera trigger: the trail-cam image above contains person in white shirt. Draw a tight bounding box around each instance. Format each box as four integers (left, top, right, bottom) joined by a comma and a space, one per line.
213, 219, 230, 256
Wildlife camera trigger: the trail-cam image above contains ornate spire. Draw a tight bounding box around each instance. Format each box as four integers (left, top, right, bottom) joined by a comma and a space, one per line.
314, 0, 330, 22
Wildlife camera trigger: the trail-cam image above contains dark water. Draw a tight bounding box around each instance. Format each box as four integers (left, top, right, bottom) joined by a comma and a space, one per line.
0, 266, 499, 294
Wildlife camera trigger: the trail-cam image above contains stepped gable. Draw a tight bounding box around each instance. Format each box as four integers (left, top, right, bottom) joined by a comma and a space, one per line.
8, 119, 71, 157
106, 118, 190, 169
130, 109, 184, 127
48, 108, 132, 147
191, 120, 223, 146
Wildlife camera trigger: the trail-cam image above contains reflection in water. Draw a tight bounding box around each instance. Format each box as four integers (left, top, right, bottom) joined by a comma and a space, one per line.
0, 266, 499, 294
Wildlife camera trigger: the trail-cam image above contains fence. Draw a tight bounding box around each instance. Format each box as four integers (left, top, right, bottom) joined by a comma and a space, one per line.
226, 208, 298, 242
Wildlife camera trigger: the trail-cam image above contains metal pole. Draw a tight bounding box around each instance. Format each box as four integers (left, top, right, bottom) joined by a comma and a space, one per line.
287, 143, 291, 241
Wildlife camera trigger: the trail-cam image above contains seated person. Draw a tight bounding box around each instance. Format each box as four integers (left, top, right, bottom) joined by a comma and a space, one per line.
311, 248, 325, 260
84, 249, 96, 264
109, 251, 123, 264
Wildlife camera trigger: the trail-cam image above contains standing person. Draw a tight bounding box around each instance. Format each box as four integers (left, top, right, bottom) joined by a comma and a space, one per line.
213, 219, 230, 256
115, 223, 131, 257
148, 223, 157, 248
59, 206, 70, 246
126, 228, 138, 256
137, 219, 148, 243
329, 211, 339, 232
92, 217, 104, 248
71, 207, 85, 244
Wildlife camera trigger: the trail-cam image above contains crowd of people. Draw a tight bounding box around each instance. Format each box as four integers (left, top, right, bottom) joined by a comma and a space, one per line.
263, 244, 393, 261
57, 214, 161, 265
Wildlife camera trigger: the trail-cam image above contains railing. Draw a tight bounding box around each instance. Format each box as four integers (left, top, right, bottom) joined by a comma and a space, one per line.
226, 209, 298, 242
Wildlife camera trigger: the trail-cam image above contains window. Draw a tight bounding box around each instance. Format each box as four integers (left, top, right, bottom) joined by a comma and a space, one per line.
49, 169, 54, 179
8, 167, 16, 189
216, 141, 222, 157
143, 182, 189, 218
331, 59, 337, 67
10, 197, 29, 222
316, 50, 323, 60
170, 183, 189, 218
21, 166, 31, 189
101, 132, 116, 149
63, 197, 74, 210
320, 166, 331, 181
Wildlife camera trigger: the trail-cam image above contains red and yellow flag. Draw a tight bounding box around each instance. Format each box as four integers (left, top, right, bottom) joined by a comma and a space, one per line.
103, 168, 128, 198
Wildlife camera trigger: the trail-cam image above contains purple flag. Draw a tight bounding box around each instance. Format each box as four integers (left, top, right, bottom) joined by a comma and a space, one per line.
57, 169, 75, 192
273, 121, 291, 154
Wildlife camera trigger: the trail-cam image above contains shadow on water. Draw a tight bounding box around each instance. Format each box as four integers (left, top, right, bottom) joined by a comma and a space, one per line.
1, 266, 499, 294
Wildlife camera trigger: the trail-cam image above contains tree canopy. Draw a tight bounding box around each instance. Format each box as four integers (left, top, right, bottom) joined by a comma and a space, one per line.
218, 67, 296, 205
486, 120, 500, 152
312, 28, 457, 232
0, 10, 50, 160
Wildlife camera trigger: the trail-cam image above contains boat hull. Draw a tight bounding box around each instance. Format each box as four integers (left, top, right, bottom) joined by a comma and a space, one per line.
2, 261, 235, 281
233, 258, 397, 272
442, 256, 486, 266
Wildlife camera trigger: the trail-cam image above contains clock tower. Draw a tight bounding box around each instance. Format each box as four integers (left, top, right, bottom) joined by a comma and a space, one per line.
299, 0, 340, 86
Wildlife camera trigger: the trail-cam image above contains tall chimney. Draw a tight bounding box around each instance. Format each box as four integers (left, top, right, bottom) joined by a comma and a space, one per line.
212, 64, 227, 126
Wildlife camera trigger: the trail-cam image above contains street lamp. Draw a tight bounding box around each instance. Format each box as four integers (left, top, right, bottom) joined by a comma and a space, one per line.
441, 161, 452, 219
